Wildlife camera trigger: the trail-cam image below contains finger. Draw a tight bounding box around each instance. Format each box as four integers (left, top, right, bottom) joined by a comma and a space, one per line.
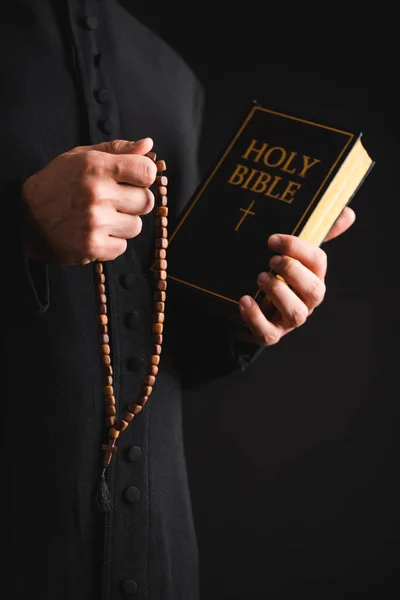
90, 237, 128, 262
110, 182, 155, 216
104, 153, 157, 187
238, 296, 284, 346
256, 271, 309, 329
268, 234, 327, 279
107, 212, 143, 240
76, 137, 154, 157
323, 206, 356, 242
269, 255, 326, 310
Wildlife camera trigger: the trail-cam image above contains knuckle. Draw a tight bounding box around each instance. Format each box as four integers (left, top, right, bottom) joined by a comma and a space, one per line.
314, 248, 327, 273
83, 180, 102, 207
83, 231, 103, 258
309, 278, 326, 305
288, 306, 308, 328
109, 139, 125, 153
127, 216, 143, 238
140, 157, 157, 187
259, 330, 280, 346
81, 150, 105, 177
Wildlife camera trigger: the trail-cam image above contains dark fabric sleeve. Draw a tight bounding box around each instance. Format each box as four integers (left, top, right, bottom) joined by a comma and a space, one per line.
2, 180, 49, 315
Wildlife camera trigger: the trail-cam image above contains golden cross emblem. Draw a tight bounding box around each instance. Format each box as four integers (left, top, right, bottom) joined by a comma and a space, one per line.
235, 200, 256, 231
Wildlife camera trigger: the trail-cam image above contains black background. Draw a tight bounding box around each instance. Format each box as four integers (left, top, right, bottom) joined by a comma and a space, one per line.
125, 4, 398, 598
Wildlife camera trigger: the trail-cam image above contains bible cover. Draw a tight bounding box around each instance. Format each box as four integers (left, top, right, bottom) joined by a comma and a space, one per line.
166, 102, 374, 322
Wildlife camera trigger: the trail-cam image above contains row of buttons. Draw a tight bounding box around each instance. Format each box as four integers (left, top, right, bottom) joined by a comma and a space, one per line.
83, 12, 139, 593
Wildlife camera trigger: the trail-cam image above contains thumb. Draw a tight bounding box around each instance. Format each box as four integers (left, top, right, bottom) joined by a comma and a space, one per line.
75, 137, 154, 156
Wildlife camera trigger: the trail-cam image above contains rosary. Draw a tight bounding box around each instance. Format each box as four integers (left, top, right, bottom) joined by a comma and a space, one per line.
96, 152, 168, 511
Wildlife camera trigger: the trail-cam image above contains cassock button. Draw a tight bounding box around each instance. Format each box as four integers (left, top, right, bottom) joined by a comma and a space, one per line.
98, 119, 113, 134
122, 579, 138, 595
120, 273, 136, 289
127, 446, 142, 462
124, 486, 140, 503
127, 357, 145, 373
83, 15, 98, 30
125, 311, 141, 330
95, 88, 111, 104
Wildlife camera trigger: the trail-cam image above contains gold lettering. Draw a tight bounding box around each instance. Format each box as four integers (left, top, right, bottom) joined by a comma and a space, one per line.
265, 175, 282, 199
263, 147, 287, 168
280, 180, 302, 203
250, 171, 272, 193
281, 151, 298, 175
242, 168, 259, 190
242, 139, 268, 163
299, 155, 320, 178
228, 164, 249, 186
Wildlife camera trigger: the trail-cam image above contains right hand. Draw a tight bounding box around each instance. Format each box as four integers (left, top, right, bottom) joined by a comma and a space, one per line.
22, 137, 157, 265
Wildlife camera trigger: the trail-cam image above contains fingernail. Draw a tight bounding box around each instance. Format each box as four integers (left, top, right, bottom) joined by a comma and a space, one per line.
268, 235, 281, 248
131, 138, 147, 148
269, 255, 282, 267
258, 272, 271, 285
240, 296, 253, 309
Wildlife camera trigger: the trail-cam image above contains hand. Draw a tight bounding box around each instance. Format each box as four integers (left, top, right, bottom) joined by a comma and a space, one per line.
22, 137, 157, 265
236, 207, 356, 346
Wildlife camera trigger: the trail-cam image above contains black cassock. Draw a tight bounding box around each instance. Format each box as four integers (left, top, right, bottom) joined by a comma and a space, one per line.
1, 1, 261, 599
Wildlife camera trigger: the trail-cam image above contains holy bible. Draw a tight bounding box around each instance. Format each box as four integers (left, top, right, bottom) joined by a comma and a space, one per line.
165, 102, 374, 323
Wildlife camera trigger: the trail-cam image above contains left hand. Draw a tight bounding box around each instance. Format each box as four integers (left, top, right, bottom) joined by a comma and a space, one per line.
236, 206, 356, 346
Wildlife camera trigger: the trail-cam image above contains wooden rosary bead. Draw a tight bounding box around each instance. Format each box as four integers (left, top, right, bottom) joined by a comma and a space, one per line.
156, 216, 168, 228
155, 248, 166, 260
156, 159, 166, 171
148, 365, 159, 376
153, 323, 163, 334
106, 416, 117, 428
156, 227, 168, 238
156, 280, 167, 291
154, 270, 167, 281
108, 427, 120, 439
123, 411, 135, 423
154, 259, 167, 270
156, 175, 168, 186
98, 157, 168, 471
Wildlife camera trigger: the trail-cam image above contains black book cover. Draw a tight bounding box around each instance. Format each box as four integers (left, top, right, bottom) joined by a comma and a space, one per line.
166, 102, 371, 318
